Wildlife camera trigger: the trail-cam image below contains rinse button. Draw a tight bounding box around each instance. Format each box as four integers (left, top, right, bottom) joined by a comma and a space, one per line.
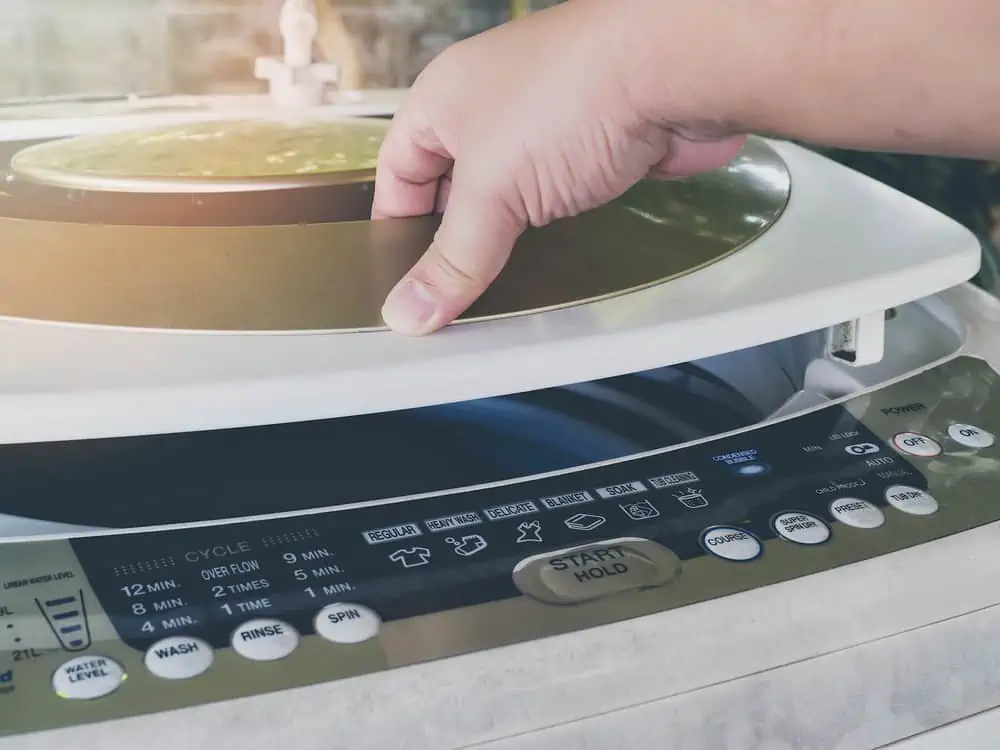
948, 423, 996, 449
891, 432, 942, 458
512, 537, 681, 605
829, 498, 885, 529
52, 655, 126, 701
701, 527, 762, 562
772, 512, 830, 545
231, 619, 299, 662
314, 603, 381, 645
885, 485, 938, 516
145, 636, 214, 680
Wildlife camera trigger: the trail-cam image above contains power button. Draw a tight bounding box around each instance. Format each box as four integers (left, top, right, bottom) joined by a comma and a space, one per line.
891, 432, 942, 458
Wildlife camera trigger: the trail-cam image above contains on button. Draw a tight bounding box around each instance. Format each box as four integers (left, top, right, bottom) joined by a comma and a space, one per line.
512, 537, 681, 606
948, 423, 995, 449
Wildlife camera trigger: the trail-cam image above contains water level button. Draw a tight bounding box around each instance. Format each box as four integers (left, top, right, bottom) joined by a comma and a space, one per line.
885, 485, 938, 516
513, 538, 681, 605
52, 655, 126, 700
145, 636, 214, 680
230, 619, 299, 662
700, 527, 762, 562
314, 603, 381, 645
772, 512, 830, 545
948, 423, 995, 449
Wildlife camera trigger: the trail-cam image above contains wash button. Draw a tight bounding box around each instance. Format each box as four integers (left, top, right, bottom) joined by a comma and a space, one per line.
145, 636, 214, 680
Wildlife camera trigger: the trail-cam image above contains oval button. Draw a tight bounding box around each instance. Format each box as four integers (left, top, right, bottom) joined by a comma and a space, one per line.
512, 537, 681, 606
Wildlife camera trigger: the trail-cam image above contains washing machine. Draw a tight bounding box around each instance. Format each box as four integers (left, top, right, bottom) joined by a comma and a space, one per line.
1, 40, 1000, 750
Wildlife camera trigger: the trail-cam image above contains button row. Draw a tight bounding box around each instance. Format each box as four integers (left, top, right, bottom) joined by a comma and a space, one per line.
891, 423, 995, 457
701, 485, 937, 562
53, 602, 381, 700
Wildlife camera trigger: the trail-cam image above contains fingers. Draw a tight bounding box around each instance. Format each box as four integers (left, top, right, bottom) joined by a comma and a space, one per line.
646, 134, 748, 178
371, 111, 453, 220
381, 177, 526, 335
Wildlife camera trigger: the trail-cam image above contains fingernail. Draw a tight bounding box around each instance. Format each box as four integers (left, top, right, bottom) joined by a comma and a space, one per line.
381, 278, 439, 335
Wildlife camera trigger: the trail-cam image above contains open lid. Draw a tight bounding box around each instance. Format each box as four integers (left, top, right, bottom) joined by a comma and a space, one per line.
0, 137, 981, 442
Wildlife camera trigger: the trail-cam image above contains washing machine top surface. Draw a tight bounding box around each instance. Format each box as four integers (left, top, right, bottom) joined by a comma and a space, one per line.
0, 122, 981, 442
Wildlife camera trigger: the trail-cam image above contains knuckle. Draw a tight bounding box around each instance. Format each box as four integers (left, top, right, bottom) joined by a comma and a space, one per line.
423, 245, 484, 293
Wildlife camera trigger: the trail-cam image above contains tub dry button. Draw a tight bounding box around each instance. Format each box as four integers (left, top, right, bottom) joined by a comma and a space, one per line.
948, 423, 995, 449
231, 619, 299, 662
885, 485, 938, 516
314, 603, 381, 645
829, 498, 885, 529
52, 655, 126, 700
513, 537, 681, 605
145, 636, 214, 680
701, 527, 761, 561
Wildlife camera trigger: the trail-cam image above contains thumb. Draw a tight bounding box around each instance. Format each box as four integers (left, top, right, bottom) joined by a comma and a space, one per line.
381, 181, 526, 335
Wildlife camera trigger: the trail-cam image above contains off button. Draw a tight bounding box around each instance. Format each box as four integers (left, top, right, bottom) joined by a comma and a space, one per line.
512, 537, 681, 606
892, 432, 942, 458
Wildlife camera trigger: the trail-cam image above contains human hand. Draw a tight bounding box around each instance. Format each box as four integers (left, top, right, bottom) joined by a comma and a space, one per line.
372, 0, 747, 335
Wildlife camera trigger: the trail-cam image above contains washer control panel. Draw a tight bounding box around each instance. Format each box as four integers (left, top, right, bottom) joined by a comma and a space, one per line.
2, 355, 1000, 737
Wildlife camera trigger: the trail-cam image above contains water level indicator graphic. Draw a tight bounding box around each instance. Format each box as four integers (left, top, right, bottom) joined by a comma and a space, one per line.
34, 590, 92, 652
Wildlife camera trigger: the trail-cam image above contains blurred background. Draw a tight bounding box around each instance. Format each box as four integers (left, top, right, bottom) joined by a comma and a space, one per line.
1, 0, 997, 290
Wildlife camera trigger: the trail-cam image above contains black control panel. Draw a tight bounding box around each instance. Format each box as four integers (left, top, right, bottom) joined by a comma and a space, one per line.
71, 403, 920, 652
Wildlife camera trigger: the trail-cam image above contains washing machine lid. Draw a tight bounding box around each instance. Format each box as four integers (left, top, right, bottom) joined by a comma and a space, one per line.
0, 137, 980, 442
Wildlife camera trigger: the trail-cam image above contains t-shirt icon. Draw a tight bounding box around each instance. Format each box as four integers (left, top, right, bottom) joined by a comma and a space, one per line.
389, 547, 432, 569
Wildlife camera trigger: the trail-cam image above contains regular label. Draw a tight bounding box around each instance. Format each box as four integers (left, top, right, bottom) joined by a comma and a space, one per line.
361, 523, 422, 545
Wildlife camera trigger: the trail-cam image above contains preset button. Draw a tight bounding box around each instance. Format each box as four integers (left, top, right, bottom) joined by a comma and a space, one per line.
829, 498, 885, 529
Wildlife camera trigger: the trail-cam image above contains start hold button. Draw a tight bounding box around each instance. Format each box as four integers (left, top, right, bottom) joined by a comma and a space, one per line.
512, 537, 681, 605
